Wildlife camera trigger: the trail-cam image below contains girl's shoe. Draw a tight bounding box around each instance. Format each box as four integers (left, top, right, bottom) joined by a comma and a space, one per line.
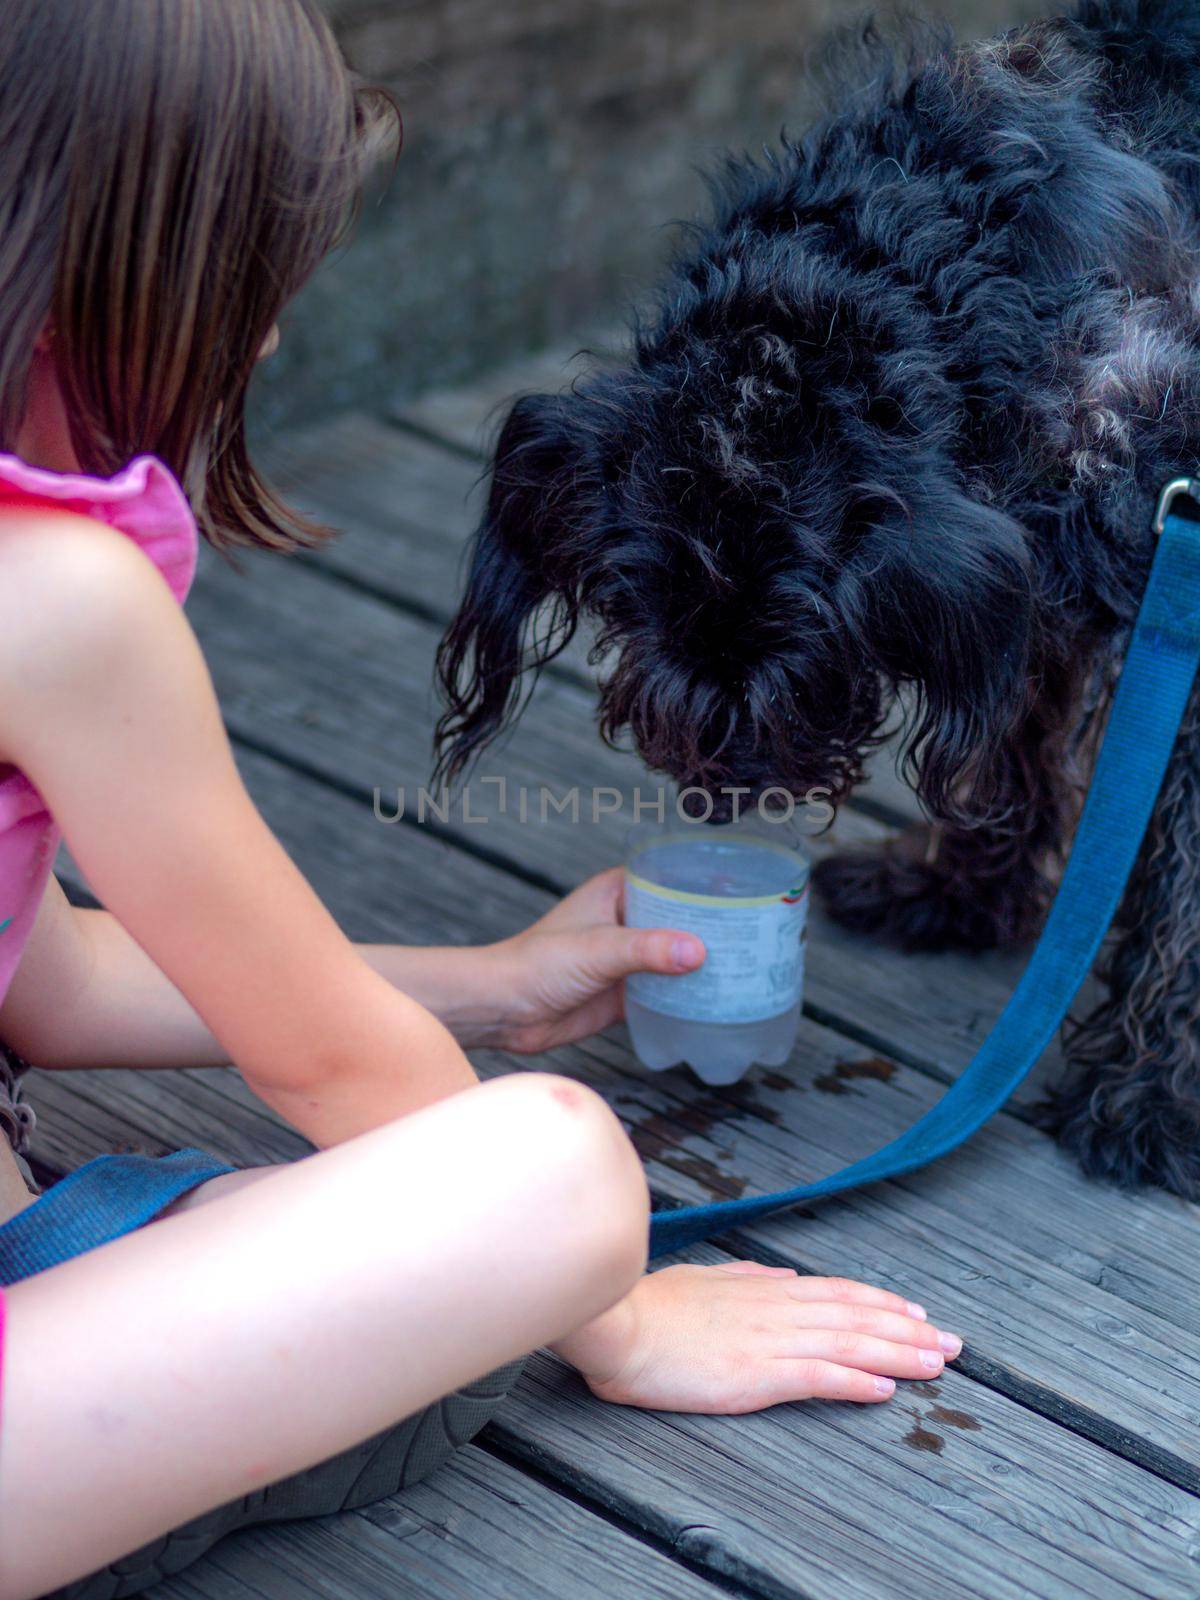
0, 1042, 40, 1196
44, 1357, 527, 1600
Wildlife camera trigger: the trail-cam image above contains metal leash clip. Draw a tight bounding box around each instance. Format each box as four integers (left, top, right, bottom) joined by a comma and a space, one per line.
1153, 477, 1200, 537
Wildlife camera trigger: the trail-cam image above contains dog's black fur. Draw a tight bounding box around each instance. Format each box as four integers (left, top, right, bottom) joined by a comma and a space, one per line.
435, 1, 1200, 1198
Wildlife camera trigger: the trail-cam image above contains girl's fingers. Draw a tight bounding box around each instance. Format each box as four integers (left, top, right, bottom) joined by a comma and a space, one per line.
578, 925, 704, 983
792, 1302, 961, 1355
783, 1275, 925, 1319
542, 987, 624, 1044
786, 1330, 949, 1380
556, 867, 626, 925
767, 1360, 898, 1406
718, 1260, 799, 1278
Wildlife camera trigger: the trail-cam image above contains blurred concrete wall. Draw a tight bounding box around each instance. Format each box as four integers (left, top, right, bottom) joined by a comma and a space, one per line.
254, 0, 1050, 430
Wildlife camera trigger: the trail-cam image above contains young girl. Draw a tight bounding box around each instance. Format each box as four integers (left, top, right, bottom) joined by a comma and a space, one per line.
0, 4, 962, 1595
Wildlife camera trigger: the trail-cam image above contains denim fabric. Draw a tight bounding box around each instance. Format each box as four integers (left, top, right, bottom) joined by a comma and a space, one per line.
0, 1149, 236, 1286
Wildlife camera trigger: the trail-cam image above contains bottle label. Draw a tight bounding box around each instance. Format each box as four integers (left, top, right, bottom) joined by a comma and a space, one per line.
625, 874, 809, 1025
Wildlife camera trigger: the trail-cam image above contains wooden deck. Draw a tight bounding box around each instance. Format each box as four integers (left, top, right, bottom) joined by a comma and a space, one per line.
31, 343, 1200, 1599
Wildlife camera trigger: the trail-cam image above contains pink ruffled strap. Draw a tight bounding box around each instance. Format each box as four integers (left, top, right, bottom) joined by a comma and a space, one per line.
0, 453, 198, 604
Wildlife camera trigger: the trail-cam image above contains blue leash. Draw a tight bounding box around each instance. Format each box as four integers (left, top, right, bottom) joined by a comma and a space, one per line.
649, 479, 1200, 1259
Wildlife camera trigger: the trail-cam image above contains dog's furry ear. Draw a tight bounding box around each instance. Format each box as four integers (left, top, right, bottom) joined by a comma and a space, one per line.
435, 391, 588, 781
870, 488, 1035, 821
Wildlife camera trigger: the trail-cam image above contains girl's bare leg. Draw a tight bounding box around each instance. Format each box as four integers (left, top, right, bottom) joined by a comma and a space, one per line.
0, 1073, 649, 1600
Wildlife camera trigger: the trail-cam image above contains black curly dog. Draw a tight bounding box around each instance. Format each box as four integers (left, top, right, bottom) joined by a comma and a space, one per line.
436, 1, 1200, 1199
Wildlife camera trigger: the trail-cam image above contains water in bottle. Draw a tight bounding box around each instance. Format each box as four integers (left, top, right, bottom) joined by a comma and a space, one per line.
624, 822, 809, 1086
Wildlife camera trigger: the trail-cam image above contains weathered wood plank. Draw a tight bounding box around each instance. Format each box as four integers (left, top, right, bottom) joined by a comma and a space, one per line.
33, 744, 1200, 1496
150, 1443, 734, 1600
497, 1341, 1200, 1600
394, 335, 618, 459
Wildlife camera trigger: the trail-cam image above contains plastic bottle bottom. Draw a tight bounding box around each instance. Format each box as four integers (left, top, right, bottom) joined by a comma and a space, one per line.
626, 996, 801, 1087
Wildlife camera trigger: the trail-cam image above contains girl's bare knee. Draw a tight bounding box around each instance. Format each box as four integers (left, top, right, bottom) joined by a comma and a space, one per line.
485, 1072, 649, 1287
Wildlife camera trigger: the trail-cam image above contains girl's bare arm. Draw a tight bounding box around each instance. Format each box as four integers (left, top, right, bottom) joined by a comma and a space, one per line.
0, 510, 477, 1144
2, 856, 702, 1073
0, 884, 546, 1071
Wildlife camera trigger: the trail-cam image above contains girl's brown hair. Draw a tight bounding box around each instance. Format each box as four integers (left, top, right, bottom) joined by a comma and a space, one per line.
0, 0, 397, 549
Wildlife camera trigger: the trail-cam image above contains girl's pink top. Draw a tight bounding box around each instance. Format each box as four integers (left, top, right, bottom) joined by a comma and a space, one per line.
0, 454, 198, 1009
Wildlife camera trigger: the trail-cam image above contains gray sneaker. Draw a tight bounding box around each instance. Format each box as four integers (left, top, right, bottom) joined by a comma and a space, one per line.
0, 1041, 39, 1196
44, 1356, 527, 1599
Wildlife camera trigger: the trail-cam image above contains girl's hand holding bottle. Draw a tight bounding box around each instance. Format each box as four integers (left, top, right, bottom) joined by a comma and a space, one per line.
368, 867, 705, 1057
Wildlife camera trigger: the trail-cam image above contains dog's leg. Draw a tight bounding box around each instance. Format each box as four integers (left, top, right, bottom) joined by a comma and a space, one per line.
1039, 687, 1200, 1200
813, 807, 1057, 953
813, 687, 1082, 954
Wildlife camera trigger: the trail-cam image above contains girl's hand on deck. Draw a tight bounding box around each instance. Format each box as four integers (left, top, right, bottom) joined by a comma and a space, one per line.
489, 867, 704, 1053
551, 1261, 963, 1413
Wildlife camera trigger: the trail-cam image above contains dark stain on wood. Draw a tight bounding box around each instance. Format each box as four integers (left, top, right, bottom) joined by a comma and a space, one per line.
629, 1106, 748, 1200
929, 1404, 982, 1433
759, 1071, 795, 1094
813, 1056, 897, 1096
724, 1080, 784, 1127
901, 1399, 979, 1457
903, 1422, 945, 1455
625, 1075, 791, 1199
